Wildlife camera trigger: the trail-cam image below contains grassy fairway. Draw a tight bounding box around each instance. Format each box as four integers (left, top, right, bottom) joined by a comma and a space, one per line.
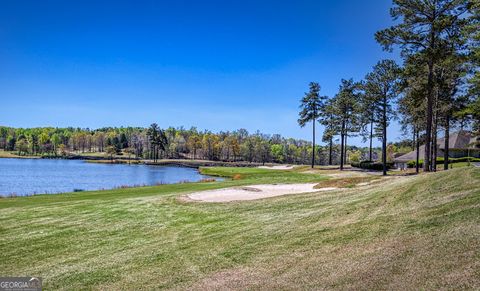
0, 167, 479, 289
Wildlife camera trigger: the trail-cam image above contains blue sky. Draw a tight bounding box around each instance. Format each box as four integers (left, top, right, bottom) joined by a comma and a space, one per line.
0, 0, 404, 146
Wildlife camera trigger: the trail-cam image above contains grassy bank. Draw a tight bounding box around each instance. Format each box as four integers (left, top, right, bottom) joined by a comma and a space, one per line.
0, 167, 479, 289
0, 149, 41, 159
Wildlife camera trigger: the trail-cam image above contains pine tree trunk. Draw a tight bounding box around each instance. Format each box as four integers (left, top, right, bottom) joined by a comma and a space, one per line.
328, 137, 333, 166
344, 133, 348, 166
424, 28, 436, 172
340, 121, 345, 170
416, 129, 420, 174
430, 138, 434, 171
425, 81, 433, 171
431, 91, 439, 172
382, 96, 387, 176
369, 121, 373, 161
444, 115, 450, 171
432, 114, 438, 172
412, 127, 416, 151
312, 119, 315, 168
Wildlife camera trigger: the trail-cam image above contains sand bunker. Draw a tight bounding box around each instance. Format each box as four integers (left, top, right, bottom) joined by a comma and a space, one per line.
187, 184, 337, 202
258, 165, 295, 170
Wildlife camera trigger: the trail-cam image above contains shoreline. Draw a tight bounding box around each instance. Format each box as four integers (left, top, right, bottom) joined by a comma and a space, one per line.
0, 152, 275, 168
92, 159, 274, 168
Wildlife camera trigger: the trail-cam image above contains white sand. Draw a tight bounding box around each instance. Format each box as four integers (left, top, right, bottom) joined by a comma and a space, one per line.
258, 165, 295, 170
187, 184, 337, 202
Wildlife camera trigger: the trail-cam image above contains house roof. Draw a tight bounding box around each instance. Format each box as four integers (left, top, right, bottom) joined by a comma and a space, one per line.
436, 131, 478, 150
395, 145, 425, 162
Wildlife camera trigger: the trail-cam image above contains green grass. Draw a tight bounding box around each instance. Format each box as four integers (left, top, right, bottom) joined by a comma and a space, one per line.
0, 167, 479, 290
439, 161, 473, 169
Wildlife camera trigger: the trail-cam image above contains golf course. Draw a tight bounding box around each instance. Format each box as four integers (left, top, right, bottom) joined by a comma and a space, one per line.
1, 0, 480, 289
1, 166, 478, 289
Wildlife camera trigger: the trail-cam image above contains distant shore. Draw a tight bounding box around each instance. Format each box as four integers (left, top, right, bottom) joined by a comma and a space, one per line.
89, 159, 273, 168
0, 150, 273, 168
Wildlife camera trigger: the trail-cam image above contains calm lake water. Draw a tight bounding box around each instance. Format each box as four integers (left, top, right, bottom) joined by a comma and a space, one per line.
0, 158, 217, 196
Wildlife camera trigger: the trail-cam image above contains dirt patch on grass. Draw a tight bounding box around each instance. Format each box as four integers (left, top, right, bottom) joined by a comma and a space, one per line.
301, 168, 376, 178
314, 176, 381, 189
258, 165, 295, 170
186, 184, 336, 202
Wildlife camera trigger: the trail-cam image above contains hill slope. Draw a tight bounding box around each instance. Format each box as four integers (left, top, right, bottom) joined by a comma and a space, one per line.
0, 167, 479, 289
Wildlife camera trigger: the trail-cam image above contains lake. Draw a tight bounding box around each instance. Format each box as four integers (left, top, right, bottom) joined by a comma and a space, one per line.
0, 158, 218, 196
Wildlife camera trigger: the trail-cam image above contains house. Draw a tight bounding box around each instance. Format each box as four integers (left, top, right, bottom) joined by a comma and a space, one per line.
394, 131, 480, 169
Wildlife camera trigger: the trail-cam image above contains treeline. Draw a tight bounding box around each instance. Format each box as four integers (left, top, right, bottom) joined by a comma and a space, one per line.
299, 0, 480, 175
0, 125, 369, 165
